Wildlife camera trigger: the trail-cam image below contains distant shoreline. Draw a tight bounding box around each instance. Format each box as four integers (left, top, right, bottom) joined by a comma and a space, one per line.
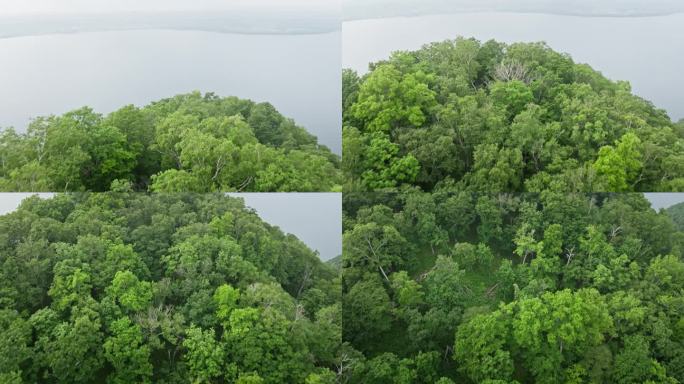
0, 11, 340, 38
0, 27, 340, 40
343, 9, 684, 22
3, 9, 678, 37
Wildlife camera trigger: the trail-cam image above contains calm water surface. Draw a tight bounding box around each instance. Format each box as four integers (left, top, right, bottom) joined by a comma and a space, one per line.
0, 29, 342, 153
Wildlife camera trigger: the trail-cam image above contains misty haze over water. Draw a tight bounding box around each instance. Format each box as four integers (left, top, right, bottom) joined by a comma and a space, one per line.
0, 28, 342, 154
343, 12, 684, 121
343, 0, 684, 20
0, 10, 340, 38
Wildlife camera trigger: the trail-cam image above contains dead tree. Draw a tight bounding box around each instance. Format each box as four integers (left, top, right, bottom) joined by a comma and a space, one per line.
492, 60, 536, 84
564, 246, 576, 266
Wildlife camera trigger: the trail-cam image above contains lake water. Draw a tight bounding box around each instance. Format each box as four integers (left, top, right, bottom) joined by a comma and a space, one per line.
0, 29, 342, 153
343, 12, 684, 121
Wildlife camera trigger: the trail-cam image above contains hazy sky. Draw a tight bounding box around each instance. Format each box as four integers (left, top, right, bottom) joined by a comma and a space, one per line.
0, 193, 342, 261
0, 0, 340, 14
228, 193, 342, 260
0, 193, 55, 215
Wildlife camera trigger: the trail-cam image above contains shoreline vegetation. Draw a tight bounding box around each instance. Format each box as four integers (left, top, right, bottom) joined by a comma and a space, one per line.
0, 92, 342, 192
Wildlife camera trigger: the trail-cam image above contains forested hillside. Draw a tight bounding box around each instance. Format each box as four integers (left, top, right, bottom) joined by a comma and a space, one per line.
343, 37, 684, 192
0, 92, 341, 192
0, 193, 341, 383
668, 201, 684, 231
342, 190, 684, 383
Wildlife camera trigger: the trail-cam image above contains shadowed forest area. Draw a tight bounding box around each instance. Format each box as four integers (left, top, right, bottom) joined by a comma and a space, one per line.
668, 201, 684, 231
342, 190, 684, 383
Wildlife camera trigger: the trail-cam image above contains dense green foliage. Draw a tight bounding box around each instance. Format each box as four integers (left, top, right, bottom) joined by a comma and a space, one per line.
343, 37, 684, 192
342, 190, 684, 383
0, 92, 341, 192
0, 193, 341, 383
668, 201, 684, 231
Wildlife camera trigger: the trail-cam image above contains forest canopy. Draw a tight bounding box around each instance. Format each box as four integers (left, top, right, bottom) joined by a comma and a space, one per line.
342, 189, 684, 383
0, 92, 342, 192
0, 193, 341, 383
668, 201, 684, 231
342, 37, 684, 192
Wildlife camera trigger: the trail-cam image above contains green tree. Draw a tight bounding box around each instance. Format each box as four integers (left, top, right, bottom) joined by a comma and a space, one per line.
104, 317, 153, 383
612, 335, 676, 384
343, 222, 408, 281
511, 289, 613, 383
343, 276, 393, 345
0, 193, 340, 382
0, 310, 32, 379
214, 284, 240, 324
455, 311, 514, 383
423, 256, 467, 312
489, 80, 534, 120
223, 307, 312, 383
247, 102, 286, 146
183, 326, 225, 383
39, 312, 104, 383
107, 270, 153, 312
362, 132, 420, 189
351, 64, 437, 133
452, 242, 495, 269
390, 271, 424, 311
341, 37, 683, 192
593, 133, 643, 191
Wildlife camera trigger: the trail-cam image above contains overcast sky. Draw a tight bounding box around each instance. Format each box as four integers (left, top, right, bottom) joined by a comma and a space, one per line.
644, 193, 684, 211
0, 193, 342, 261
0, 193, 55, 215
0, 0, 340, 14
228, 193, 341, 260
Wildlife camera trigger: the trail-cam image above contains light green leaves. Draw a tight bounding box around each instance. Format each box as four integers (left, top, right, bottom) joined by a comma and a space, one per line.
593, 132, 643, 191
183, 326, 225, 383
107, 271, 153, 312
104, 317, 153, 384
351, 64, 437, 133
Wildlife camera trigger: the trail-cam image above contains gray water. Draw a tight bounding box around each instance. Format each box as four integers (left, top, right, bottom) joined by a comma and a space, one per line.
343, 12, 684, 121
0, 29, 342, 153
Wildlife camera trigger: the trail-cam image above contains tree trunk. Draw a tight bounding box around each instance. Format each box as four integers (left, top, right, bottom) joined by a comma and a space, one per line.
378, 265, 389, 282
